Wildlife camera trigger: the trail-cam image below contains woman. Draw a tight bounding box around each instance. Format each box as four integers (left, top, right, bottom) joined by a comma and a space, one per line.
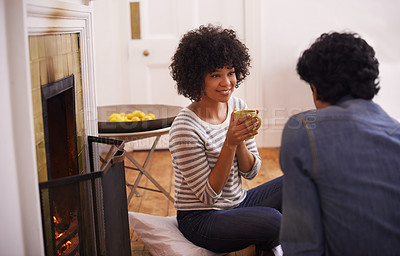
169, 24, 282, 255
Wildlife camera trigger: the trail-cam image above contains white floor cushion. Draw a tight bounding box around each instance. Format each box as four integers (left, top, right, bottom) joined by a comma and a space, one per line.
129, 212, 222, 256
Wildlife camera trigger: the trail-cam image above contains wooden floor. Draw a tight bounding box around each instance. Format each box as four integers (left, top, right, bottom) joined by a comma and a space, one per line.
125, 147, 283, 256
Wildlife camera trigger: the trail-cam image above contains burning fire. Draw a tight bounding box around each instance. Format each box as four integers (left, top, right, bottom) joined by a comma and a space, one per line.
53, 216, 72, 255
53, 216, 62, 239
56, 232, 64, 239
57, 241, 72, 255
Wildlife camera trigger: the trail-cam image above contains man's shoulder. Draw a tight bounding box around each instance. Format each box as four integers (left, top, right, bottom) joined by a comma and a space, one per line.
288, 100, 358, 125
287, 110, 318, 125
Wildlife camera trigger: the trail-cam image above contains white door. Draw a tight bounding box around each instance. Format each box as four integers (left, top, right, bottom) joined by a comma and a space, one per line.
128, 0, 247, 108
127, 0, 266, 149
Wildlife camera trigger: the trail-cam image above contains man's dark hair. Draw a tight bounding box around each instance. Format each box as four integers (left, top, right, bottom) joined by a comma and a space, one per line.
297, 32, 380, 104
170, 24, 251, 102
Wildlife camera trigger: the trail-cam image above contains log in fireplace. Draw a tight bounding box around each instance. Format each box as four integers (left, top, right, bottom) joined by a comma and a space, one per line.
38, 75, 131, 255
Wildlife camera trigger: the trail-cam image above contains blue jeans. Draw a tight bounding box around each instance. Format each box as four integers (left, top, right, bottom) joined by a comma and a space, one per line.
177, 176, 283, 253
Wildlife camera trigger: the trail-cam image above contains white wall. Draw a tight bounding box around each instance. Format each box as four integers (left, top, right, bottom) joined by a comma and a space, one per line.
2, 0, 47, 254
0, 0, 25, 254
93, 0, 131, 106
261, 0, 400, 146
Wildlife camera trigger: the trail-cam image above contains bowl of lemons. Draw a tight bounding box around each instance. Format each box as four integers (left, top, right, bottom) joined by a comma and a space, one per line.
98, 104, 182, 133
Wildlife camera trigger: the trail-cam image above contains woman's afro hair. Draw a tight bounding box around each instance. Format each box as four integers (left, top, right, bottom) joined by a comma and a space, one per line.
170, 24, 251, 102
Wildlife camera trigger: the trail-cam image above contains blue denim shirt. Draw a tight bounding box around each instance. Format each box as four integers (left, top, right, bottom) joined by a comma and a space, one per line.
280, 96, 400, 256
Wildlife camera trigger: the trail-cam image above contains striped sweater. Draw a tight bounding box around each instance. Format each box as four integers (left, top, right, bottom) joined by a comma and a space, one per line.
169, 97, 261, 211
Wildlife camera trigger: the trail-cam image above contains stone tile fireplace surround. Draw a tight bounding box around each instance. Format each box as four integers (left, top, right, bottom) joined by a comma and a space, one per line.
30, 33, 85, 184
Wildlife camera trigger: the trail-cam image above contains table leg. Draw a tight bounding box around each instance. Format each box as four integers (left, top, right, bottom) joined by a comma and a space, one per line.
127, 171, 143, 203
125, 136, 174, 204
126, 135, 160, 202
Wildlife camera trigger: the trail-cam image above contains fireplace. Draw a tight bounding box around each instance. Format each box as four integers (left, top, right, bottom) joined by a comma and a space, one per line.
39, 75, 82, 255
41, 75, 78, 182
38, 75, 131, 255
1, 1, 102, 254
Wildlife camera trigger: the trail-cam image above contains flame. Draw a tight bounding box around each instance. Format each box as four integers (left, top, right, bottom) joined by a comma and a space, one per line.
55, 232, 64, 239
57, 240, 72, 255
53, 216, 74, 254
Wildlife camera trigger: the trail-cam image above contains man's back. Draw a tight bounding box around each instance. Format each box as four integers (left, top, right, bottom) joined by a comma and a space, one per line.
280, 97, 400, 255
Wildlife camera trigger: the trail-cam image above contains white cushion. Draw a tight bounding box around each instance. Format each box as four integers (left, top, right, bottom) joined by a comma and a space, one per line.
129, 212, 221, 256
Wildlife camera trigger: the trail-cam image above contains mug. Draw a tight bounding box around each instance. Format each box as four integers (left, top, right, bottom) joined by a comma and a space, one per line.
233, 110, 262, 139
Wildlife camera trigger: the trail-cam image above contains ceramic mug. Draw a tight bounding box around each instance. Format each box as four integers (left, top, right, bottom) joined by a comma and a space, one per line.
233, 110, 262, 139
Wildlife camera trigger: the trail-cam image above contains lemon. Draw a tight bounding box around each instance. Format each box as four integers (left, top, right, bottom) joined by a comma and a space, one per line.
141, 115, 152, 121
109, 113, 119, 121
116, 116, 125, 122
147, 113, 156, 120
109, 117, 118, 122
126, 113, 134, 120
131, 116, 141, 121
131, 110, 140, 116
120, 112, 126, 116
132, 110, 145, 118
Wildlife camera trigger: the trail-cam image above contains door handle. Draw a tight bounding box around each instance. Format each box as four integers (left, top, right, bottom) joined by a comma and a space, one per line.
143, 50, 149, 56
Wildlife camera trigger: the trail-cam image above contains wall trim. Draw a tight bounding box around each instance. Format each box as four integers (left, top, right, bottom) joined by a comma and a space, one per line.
244, 1, 265, 146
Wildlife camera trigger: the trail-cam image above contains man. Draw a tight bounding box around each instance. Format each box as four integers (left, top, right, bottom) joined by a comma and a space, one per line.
279, 32, 400, 255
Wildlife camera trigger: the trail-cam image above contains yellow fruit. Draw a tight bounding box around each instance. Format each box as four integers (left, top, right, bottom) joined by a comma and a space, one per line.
132, 110, 145, 118
126, 113, 133, 120
116, 116, 125, 122
109, 110, 155, 122
109, 113, 120, 121
147, 113, 156, 120
141, 115, 152, 121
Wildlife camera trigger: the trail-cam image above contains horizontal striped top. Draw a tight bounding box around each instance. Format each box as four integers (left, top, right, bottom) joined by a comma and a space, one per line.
169, 97, 261, 211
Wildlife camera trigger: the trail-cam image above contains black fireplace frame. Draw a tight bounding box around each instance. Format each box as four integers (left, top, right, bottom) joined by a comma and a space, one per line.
41, 74, 78, 181
40, 74, 82, 255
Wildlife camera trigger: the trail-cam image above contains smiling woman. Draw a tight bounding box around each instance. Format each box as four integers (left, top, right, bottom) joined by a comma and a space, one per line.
168, 24, 283, 254
204, 66, 237, 98
170, 25, 250, 103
